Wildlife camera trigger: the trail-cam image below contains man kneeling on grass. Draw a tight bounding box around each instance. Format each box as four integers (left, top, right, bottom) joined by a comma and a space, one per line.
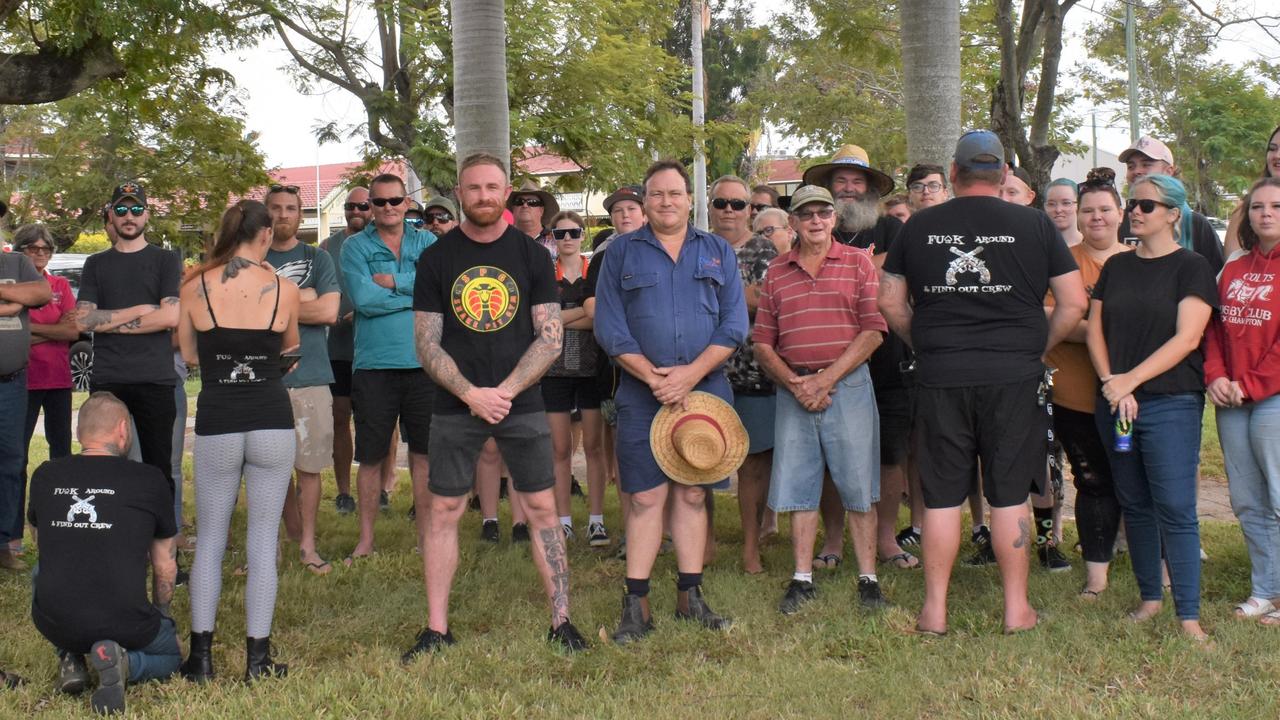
28, 392, 180, 715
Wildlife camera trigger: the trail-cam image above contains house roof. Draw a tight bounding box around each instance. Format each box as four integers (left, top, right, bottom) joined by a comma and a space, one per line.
515, 146, 584, 176
245, 159, 409, 208
760, 158, 802, 184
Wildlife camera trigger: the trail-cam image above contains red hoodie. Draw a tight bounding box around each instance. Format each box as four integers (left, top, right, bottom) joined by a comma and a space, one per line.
1203, 243, 1280, 402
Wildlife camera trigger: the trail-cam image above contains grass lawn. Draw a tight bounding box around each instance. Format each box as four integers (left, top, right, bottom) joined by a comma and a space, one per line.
2, 400, 1270, 718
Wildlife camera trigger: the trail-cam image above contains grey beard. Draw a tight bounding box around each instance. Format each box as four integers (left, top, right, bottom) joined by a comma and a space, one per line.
836, 196, 880, 233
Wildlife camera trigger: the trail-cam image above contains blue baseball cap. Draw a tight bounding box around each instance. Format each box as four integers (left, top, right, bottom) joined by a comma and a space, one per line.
954, 131, 1005, 171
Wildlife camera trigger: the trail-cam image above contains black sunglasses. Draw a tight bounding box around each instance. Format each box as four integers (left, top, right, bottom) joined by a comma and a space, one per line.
1126, 198, 1173, 214
750, 203, 772, 212
407, 218, 425, 228
344, 201, 370, 211
270, 184, 300, 195
511, 197, 544, 208
552, 227, 583, 240
370, 196, 405, 207
425, 212, 453, 223
712, 198, 749, 211
113, 205, 146, 217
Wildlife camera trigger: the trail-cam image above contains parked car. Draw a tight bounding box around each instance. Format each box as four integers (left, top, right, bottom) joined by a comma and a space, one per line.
45, 253, 92, 392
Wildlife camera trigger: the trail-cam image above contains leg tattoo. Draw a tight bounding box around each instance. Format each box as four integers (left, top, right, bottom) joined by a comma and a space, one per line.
538, 528, 571, 624
1013, 517, 1031, 549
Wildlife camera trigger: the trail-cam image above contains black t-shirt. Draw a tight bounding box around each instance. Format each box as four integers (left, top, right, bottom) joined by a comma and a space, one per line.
842, 218, 913, 390
79, 244, 182, 385
27, 455, 176, 653
834, 215, 902, 255
414, 225, 559, 414
1119, 210, 1224, 275
1092, 248, 1218, 395
883, 196, 1078, 387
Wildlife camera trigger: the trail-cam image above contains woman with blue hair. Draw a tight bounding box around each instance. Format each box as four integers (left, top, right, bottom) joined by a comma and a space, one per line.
1086, 174, 1219, 641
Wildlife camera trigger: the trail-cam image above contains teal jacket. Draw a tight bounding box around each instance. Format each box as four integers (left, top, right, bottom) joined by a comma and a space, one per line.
341, 222, 437, 370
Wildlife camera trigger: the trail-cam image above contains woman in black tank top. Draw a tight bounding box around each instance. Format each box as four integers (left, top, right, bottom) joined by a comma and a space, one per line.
176, 200, 301, 682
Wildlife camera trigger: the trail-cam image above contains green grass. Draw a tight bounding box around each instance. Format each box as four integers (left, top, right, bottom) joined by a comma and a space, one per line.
2, 399, 1272, 718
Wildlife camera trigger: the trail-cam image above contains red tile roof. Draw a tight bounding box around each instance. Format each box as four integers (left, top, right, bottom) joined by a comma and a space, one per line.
516, 146, 585, 176
246, 159, 409, 208
761, 158, 802, 184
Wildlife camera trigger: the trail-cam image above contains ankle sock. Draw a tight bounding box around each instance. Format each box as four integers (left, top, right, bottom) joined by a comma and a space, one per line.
912, 526, 921, 535
676, 572, 702, 591
589, 514, 604, 525
625, 577, 650, 597
1033, 507, 1054, 546
859, 573, 878, 583
793, 571, 813, 584
560, 516, 572, 528
483, 516, 497, 524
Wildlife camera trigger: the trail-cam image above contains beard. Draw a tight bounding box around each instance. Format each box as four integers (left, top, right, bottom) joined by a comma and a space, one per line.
836, 194, 880, 233
346, 215, 367, 232
114, 222, 145, 241
462, 198, 504, 227
273, 218, 300, 240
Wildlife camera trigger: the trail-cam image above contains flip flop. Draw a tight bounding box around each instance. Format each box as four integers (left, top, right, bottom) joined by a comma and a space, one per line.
909, 625, 947, 638
343, 551, 376, 568
879, 551, 920, 570
302, 557, 332, 576
1078, 587, 1104, 601
813, 553, 842, 570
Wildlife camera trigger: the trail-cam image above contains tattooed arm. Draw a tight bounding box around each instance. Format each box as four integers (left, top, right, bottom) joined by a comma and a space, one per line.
73, 301, 153, 333
150, 536, 177, 619
415, 309, 517, 424
111, 297, 180, 334
497, 302, 563, 397
877, 271, 913, 348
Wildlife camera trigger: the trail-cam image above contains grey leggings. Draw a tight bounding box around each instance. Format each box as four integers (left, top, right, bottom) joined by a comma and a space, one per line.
190, 429, 295, 638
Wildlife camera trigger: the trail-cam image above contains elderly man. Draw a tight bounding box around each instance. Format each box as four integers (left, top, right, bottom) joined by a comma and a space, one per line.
1118, 136, 1224, 273
753, 186, 889, 613
595, 160, 748, 643
27, 392, 180, 715
507, 180, 559, 253
879, 131, 1086, 635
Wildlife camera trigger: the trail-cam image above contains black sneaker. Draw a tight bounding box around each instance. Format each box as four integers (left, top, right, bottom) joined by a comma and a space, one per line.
779, 579, 817, 615
58, 650, 89, 695
896, 526, 921, 549
676, 586, 732, 630
965, 527, 996, 567
857, 577, 888, 609
587, 522, 610, 548
400, 628, 455, 664
175, 567, 189, 587
88, 640, 128, 716
481, 519, 500, 544
379, 490, 390, 512
1038, 544, 1072, 573
512, 522, 530, 543
335, 493, 356, 515
611, 593, 654, 645
548, 621, 588, 651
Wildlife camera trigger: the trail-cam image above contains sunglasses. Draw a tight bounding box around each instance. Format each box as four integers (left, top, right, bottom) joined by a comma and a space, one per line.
511, 197, 544, 208
909, 181, 945, 194
370, 196, 406, 207
21, 245, 53, 255
795, 207, 835, 221
344, 201, 370, 212
113, 205, 146, 217
751, 203, 772, 212
1126, 198, 1173, 214
270, 184, 300, 195
425, 212, 453, 223
712, 198, 749, 211
552, 227, 583, 240
407, 218, 425, 228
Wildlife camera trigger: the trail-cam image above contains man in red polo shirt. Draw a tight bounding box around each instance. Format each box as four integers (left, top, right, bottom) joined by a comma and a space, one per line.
752, 185, 889, 614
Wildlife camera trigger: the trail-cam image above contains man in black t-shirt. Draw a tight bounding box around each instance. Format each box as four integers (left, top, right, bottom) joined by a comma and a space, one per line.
28, 392, 180, 715
404, 152, 586, 661
880, 131, 1087, 636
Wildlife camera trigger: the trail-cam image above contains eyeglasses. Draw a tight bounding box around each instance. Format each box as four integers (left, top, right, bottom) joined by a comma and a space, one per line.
909, 181, 945, 194
21, 245, 53, 255
794, 207, 835, 221
370, 196, 405, 207
270, 184, 300, 195
552, 227, 583, 240
407, 218, 425, 228
511, 197, 544, 208
756, 225, 784, 237
1126, 198, 1173, 214
1044, 200, 1077, 209
344, 202, 370, 212
425, 212, 453, 223
711, 198, 749, 211
750, 203, 772, 212
113, 205, 146, 217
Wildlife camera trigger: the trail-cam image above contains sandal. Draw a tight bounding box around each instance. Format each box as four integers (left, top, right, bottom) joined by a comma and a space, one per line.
813, 553, 842, 570
879, 551, 920, 570
909, 624, 947, 637
342, 551, 376, 568
302, 556, 332, 576
1078, 587, 1104, 601
1234, 597, 1275, 619
1260, 609, 1280, 626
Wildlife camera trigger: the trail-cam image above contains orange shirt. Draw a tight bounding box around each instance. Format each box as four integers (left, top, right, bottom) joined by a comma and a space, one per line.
1045, 243, 1132, 413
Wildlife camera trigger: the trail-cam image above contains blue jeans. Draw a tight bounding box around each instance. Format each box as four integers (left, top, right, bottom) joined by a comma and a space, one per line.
0, 369, 28, 546
1218, 395, 1280, 599
1096, 392, 1203, 620
54, 617, 181, 684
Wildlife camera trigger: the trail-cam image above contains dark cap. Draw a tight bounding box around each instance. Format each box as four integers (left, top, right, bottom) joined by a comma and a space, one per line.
954, 131, 1005, 170
111, 181, 147, 206
604, 185, 643, 213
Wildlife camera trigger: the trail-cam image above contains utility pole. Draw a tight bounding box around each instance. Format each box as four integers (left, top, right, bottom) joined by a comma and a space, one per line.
691, 0, 708, 230
1091, 111, 1098, 169
1125, 1, 1139, 143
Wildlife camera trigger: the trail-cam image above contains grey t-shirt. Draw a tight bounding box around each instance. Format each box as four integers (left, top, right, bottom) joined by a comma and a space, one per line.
267, 241, 340, 388
0, 252, 40, 375
324, 229, 355, 363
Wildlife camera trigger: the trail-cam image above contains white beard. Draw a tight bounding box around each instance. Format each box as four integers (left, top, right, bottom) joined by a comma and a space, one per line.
836, 195, 880, 233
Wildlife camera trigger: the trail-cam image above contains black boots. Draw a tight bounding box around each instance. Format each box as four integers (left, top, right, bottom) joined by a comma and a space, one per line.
244, 636, 287, 682
179, 632, 214, 683
612, 593, 655, 645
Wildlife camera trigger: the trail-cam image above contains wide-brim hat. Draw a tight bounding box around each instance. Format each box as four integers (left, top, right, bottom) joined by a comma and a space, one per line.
508, 179, 559, 220
650, 392, 749, 486
801, 145, 894, 197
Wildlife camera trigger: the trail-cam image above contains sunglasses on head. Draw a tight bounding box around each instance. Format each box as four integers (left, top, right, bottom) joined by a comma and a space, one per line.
113, 205, 146, 217
712, 198, 748, 211
344, 201, 370, 211
511, 197, 544, 208
426, 212, 453, 223
270, 184, 300, 195
552, 227, 583, 240
370, 196, 405, 207
795, 207, 835, 221
1126, 198, 1173, 214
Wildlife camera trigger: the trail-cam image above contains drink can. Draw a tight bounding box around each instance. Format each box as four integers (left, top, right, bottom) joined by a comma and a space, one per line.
1114, 417, 1133, 453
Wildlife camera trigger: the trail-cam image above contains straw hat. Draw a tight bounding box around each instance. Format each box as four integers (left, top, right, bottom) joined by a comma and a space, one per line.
801, 145, 895, 197
650, 392, 749, 486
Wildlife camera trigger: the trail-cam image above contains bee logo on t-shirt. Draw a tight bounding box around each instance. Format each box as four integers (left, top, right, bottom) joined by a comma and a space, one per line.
451, 266, 520, 332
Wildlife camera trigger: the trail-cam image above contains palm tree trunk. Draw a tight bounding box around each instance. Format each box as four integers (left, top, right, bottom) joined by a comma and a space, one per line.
451, 0, 510, 174
900, 0, 961, 168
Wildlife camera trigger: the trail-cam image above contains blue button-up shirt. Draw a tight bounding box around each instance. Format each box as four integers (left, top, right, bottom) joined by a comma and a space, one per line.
594, 223, 748, 369
341, 221, 436, 370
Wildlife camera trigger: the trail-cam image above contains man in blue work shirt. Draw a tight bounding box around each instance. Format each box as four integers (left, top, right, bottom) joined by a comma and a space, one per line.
594, 159, 749, 644
340, 172, 436, 564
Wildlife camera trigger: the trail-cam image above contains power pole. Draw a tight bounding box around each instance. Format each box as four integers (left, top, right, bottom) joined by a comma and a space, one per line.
1125, 1, 1139, 143
1091, 111, 1098, 169
691, 0, 708, 230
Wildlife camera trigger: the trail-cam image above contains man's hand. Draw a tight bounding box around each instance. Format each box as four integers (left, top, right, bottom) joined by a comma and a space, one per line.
787, 372, 833, 411
372, 274, 395, 289
463, 386, 514, 424
650, 365, 701, 407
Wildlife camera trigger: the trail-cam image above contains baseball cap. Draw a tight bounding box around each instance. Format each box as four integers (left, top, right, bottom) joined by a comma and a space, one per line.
1118, 136, 1174, 166
604, 185, 643, 213
111, 181, 147, 206
789, 185, 835, 212
954, 131, 1005, 170
424, 196, 457, 217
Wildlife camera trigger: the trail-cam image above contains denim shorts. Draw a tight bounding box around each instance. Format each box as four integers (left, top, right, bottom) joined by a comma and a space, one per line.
768, 364, 880, 512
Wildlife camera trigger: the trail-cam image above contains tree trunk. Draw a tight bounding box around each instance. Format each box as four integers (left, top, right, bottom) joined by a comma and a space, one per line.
900, 0, 961, 169
451, 0, 510, 175
0, 38, 124, 105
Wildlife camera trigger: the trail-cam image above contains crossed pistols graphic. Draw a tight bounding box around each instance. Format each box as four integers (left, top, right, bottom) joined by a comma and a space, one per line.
945, 246, 991, 286
67, 494, 97, 523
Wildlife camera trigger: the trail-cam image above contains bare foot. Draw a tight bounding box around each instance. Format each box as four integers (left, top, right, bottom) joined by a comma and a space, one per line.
1004, 607, 1039, 634
742, 554, 764, 575
916, 606, 947, 636
1180, 620, 1210, 645
1128, 600, 1162, 623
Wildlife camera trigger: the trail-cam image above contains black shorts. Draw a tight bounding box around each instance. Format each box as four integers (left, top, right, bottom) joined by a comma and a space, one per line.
914, 377, 1047, 510
596, 360, 620, 401
541, 375, 602, 413
329, 360, 353, 398
875, 385, 911, 466
427, 412, 555, 497
350, 369, 434, 463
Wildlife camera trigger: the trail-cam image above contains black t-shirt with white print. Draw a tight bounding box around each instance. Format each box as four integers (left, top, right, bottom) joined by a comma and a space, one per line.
414, 224, 559, 415
882, 195, 1078, 388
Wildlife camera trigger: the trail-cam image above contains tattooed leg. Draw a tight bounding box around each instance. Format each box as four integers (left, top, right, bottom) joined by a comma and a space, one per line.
990, 503, 1037, 631
525, 489, 570, 625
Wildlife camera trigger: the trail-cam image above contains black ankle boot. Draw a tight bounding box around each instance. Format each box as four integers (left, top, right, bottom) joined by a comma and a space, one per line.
611, 593, 654, 645
179, 631, 215, 683
244, 636, 287, 682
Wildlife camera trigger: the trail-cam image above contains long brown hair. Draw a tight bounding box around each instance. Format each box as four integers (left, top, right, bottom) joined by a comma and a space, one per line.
1239, 177, 1280, 251
185, 200, 272, 283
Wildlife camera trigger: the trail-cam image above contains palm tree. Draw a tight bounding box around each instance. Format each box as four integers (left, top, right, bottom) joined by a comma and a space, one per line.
451, 0, 510, 174
900, 0, 961, 167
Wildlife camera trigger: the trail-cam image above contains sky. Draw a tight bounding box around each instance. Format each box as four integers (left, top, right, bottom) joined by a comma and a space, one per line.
223, 0, 1280, 171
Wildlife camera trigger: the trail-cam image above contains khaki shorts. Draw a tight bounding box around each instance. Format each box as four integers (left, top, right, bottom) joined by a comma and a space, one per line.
288, 385, 335, 474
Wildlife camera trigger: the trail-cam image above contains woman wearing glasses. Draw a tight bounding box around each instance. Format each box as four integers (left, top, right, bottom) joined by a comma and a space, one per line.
1044, 178, 1082, 247
1086, 174, 1217, 641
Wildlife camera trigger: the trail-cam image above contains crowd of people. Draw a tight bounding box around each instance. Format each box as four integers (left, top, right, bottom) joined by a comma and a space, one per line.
2, 123, 1280, 712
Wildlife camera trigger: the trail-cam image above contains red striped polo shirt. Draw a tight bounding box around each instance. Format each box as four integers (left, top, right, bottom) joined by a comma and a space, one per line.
752, 239, 888, 370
